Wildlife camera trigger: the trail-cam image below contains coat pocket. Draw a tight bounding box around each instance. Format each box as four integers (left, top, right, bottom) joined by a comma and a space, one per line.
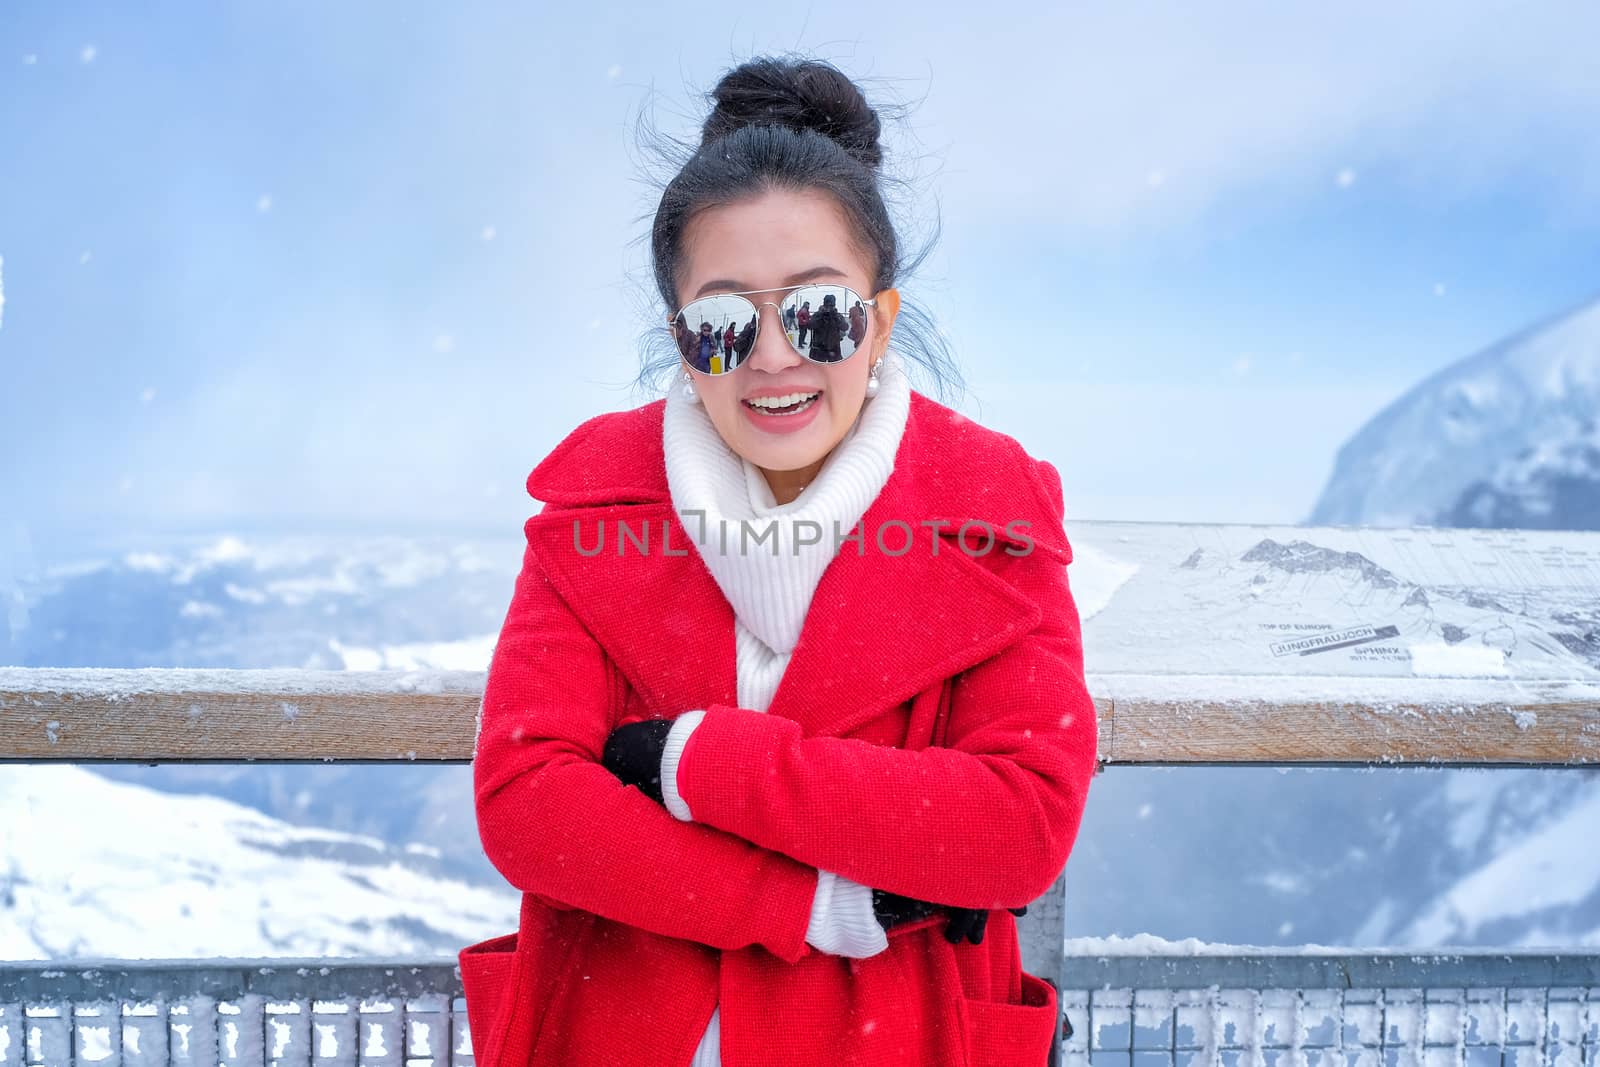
960, 969, 1059, 1067
458, 930, 518, 1067
458, 896, 593, 1067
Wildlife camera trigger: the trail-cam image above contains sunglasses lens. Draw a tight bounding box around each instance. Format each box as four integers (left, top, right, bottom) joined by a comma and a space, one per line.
786, 285, 868, 364
671, 296, 757, 374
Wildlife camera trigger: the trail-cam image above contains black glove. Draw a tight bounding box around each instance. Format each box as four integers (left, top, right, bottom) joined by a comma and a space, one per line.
600, 718, 675, 804
944, 903, 1031, 945
873, 889, 1030, 945
871, 888, 940, 931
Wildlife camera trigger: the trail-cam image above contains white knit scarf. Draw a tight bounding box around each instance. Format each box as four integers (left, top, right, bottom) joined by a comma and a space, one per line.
662, 355, 912, 656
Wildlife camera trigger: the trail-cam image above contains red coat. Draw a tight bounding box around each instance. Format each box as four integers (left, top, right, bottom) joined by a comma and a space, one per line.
462, 388, 1100, 1067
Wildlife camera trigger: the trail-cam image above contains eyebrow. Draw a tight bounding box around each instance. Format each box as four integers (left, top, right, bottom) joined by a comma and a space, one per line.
692, 266, 848, 300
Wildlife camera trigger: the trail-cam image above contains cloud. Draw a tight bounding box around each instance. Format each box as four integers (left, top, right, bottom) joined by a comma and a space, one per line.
866, 2, 1600, 233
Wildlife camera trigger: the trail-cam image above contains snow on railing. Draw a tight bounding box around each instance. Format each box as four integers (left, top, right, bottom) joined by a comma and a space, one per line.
1, 666, 1596, 765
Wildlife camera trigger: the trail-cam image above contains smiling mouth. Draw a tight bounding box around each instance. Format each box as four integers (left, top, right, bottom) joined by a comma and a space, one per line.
743, 390, 821, 415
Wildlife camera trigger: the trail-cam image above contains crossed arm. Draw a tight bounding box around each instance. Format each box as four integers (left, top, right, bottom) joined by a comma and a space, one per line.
473, 541, 820, 964
662, 548, 1100, 910
476, 530, 1098, 956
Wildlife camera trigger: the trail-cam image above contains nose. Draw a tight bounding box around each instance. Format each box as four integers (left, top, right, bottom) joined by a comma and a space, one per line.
744, 301, 804, 373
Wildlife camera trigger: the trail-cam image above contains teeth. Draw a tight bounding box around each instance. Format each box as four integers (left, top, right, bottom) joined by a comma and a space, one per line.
746, 392, 819, 410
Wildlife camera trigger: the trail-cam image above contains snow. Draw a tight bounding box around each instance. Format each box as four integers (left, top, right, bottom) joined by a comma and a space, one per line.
1409, 642, 1508, 677
1090, 671, 1600, 713
1064, 539, 1139, 621
86, 534, 460, 591
0, 765, 517, 959
1066, 932, 1355, 956
1062, 931, 1600, 956
327, 634, 496, 672
1399, 778, 1600, 944
0, 666, 487, 698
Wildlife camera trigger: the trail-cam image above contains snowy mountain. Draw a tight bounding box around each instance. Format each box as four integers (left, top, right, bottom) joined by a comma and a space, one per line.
0, 763, 517, 960
1312, 292, 1600, 530
1286, 295, 1600, 951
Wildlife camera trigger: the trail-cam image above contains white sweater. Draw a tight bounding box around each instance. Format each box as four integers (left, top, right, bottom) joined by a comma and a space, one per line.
656, 356, 912, 1067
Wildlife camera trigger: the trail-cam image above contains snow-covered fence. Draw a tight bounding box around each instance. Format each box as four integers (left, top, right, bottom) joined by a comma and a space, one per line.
5, 950, 1599, 1067
0, 960, 473, 1067
1057, 942, 1600, 1066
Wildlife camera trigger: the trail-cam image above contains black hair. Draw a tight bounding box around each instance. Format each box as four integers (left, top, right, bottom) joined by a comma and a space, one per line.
628, 54, 964, 403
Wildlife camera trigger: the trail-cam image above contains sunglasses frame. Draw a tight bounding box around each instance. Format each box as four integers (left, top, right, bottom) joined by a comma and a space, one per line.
666, 281, 881, 375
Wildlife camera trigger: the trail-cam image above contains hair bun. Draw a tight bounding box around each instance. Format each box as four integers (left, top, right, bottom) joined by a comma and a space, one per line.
701, 57, 883, 170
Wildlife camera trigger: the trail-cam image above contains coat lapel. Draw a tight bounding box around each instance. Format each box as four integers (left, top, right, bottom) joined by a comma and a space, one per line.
522, 391, 1067, 735
525, 501, 738, 717
762, 481, 1043, 737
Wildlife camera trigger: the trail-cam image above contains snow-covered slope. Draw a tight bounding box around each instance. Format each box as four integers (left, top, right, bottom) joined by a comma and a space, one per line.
0, 764, 517, 960
1312, 293, 1600, 530
1396, 771, 1600, 947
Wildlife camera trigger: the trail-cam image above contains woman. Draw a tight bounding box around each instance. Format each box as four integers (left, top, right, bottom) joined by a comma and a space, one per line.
463, 56, 1098, 1067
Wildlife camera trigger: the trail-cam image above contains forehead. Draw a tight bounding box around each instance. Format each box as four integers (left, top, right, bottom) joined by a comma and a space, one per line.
678, 187, 870, 298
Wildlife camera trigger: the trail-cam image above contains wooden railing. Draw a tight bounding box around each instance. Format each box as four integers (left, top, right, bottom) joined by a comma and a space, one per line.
2, 667, 1595, 766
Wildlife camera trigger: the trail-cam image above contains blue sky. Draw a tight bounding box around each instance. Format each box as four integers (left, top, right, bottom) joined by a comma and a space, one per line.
3, 1, 1599, 551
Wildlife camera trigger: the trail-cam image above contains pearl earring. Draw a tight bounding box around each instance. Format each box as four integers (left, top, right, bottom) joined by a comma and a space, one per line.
681, 370, 700, 404
864, 360, 882, 399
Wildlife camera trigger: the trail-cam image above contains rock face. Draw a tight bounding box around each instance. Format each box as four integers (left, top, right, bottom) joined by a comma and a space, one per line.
1312, 294, 1600, 531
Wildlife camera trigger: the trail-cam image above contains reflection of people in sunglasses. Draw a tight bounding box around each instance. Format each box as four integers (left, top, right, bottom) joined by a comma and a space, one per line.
849, 300, 866, 348
696, 322, 721, 373
806, 293, 848, 362
471, 53, 1095, 1067
673, 316, 697, 358
731, 315, 757, 367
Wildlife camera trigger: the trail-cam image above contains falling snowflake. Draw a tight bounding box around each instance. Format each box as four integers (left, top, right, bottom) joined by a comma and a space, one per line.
1335, 167, 1356, 188
257, 194, 273, 213
80, 44, 97, 64
480, 225, 496, 241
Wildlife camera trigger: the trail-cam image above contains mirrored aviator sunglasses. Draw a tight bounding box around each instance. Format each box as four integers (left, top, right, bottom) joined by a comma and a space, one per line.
667, 283, 877, 375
